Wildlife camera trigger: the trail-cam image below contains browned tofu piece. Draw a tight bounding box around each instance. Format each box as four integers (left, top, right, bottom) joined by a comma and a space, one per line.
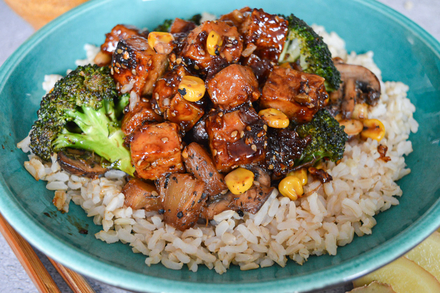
180, 21, 243, 76
151, 65, 189, 115
121, 99, 163, 136
166, 93, 204, 133
240, 9, 288, 62
241, 53, 273, 85
170, 18, 197, 34
128, 122, 184, 180
111, 36, 168, 97
157, 173, 207, 230
207, 64, 260, 110
182, 142, 227, 197
95, 24, 147, 66
219, 7, 252, 28
122, 178, 162, 211
205, 106, 267, 172
261, 66, 329, 123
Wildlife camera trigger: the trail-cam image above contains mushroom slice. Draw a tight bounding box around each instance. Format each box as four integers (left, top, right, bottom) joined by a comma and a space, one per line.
330, 62, 381, 119
57, 149, 108, 178
122, 178, 162, 211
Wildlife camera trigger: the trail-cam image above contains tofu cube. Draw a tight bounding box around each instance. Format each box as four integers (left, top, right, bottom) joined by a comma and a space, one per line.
128, 122, 184, 180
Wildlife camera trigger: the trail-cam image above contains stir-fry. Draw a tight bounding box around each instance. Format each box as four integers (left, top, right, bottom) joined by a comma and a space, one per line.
28, 7, 386, 231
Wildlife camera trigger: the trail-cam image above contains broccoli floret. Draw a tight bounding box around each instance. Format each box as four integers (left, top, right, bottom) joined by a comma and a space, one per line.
153, 14, 202, 32
154, 19, 173, 32
279, 14, 341, 92
295, 109, 348, 166
29, 64, 134, 175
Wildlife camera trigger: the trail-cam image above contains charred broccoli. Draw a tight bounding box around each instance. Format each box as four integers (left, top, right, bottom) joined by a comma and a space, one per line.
279, 14, 341, 92
295, 109, 347, 166
154, 19, 173, 32
29, 64, 134, 175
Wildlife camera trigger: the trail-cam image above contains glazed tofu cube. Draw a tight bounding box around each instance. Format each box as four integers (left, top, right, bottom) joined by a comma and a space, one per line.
128, 122, 184, 180
205, 106, 267, 172
170, 18, 197, 34
207, 64, 260, 111
121, 99, 163, 136
240, 9, 288, 62
180, 21, 243, 75
157, 173, 207, 230
95, 24, 147, 66
151, 65, 189, 115
111, 36, 168, 97
166, 93, 204, 133
260, 66, 328, 123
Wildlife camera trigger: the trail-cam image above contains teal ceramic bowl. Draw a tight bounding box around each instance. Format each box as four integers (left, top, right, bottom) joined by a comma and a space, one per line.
1, 0, 439, 292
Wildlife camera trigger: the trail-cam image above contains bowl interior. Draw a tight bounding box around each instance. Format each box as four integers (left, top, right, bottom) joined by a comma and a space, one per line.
0, 0, 439, 292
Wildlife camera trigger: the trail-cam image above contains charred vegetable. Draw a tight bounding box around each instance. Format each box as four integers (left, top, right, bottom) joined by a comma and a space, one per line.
295, 109, 348, 165
279, 14, 341, 91
29, 64, 134, 175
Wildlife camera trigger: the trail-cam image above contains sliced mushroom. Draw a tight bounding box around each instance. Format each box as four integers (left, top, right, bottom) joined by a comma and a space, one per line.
329, 61, 381, 119
57, 149, 109, 178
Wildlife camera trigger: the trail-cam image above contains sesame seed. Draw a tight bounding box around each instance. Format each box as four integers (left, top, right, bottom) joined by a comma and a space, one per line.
213, 149, 217, 156
161, 137, 169, 143
151, 191, 159, 197
231, 130, 238, 138
240, 131, 245, 138
246, 126, 251, 131
218, 112, 224, 117
123, 51, 129, 60
268, 164, 274, 170
263, 125, 268, 131
251, 144, 257, 151
152, 161, 157, 167
117, 49, 123, 54
132, 69, 137, 75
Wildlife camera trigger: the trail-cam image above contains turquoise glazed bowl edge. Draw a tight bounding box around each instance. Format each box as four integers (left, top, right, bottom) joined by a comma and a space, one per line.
0, 0, 440, 292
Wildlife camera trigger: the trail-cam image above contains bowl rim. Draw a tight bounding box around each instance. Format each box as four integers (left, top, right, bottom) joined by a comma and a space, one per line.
1, 0, 440, 292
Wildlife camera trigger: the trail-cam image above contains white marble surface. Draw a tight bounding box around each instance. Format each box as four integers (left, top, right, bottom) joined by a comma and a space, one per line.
0, 0, 439, 292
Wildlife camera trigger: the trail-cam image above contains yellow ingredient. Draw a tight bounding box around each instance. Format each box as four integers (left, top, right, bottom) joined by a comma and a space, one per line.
278, 176, 304, 200
258, 108, 290, 128
353, 257, 440, 293
147, 32, 174, 54
361, 119, 385, 141
225, 168, 254, 195
405, 231, 440, 281
206, 30, 223, 56
287, 168, 308, 186
178, 76, 206, 102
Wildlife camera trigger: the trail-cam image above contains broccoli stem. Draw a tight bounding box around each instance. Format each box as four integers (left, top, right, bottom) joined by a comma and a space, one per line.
53, 105, 135, 176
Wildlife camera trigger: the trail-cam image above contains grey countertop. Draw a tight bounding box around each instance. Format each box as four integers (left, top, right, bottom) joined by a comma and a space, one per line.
0, 0, 439, 292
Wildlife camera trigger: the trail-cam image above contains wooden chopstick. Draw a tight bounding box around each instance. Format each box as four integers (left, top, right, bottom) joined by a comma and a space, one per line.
48, 257, 95, 293
0, 213, 60, 293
